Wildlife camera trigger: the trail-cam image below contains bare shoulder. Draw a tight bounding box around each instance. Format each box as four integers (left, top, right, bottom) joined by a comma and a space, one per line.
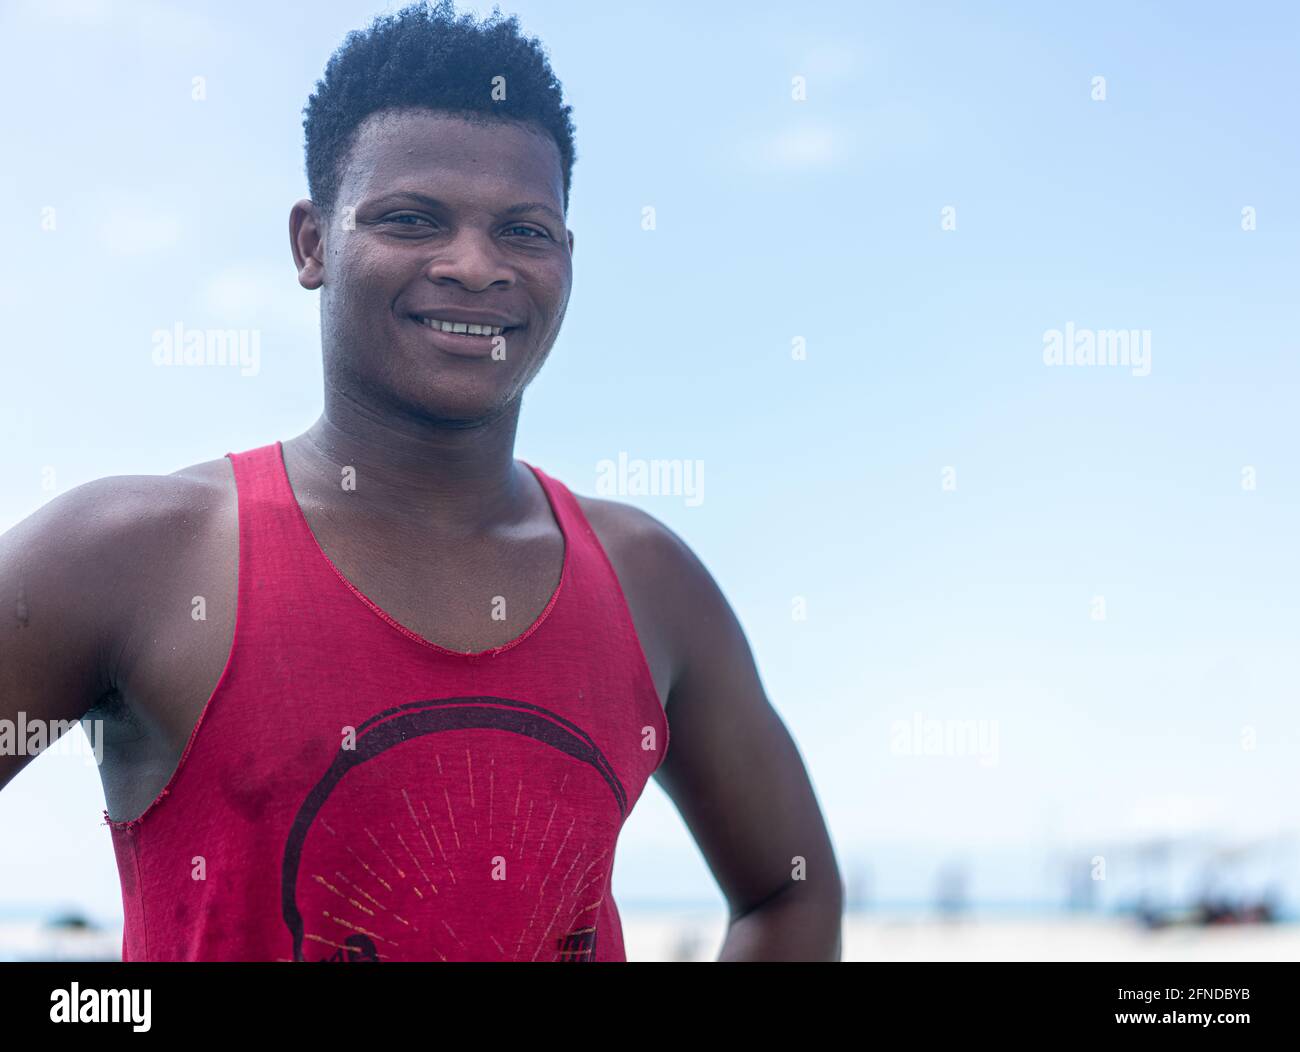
0, 454, 238, 737
3, 455, 231, 561
0, 456, 236, 658
572, 493, 710, 592
570, 491, 730, 707
573, 491, 674, 546
9, 456, 233, 557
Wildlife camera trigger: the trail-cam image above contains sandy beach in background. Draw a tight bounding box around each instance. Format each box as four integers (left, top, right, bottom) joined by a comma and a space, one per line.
4, 913, 1297, 962
621, 913, 1300, 962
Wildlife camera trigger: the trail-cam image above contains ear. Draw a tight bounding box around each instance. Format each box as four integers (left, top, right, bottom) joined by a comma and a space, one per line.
567, 229, 575, 257
290, 199, 326, 290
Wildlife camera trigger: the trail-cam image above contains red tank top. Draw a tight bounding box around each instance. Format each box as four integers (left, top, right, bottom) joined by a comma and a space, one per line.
104, 441, 669, 962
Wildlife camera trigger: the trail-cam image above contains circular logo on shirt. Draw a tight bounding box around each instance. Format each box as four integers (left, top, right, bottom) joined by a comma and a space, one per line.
281, 696, 628, 962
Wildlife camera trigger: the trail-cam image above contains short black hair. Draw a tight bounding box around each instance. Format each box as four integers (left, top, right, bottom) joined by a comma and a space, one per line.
302, 0, 576, 221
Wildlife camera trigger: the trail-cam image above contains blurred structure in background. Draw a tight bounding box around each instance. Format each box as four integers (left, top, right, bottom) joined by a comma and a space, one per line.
934, 860, 969, 924
1122, 831, 1294, 931
0, 911, 118, 962
845, 862, 871, 913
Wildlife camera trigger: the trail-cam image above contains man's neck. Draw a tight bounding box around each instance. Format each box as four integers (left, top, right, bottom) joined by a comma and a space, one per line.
284, 394, 529, 537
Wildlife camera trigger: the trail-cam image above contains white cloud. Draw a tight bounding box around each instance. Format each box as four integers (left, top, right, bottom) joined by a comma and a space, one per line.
758, 121, 846, 171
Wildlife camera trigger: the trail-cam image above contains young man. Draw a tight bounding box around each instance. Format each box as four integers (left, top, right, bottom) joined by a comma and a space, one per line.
0, 1, 841, 962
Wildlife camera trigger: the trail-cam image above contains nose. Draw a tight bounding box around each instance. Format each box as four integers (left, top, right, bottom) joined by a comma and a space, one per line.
422, 227, 514, 291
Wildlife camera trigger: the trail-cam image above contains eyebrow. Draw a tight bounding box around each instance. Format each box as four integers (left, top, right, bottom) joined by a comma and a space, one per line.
367, 192, 564, 226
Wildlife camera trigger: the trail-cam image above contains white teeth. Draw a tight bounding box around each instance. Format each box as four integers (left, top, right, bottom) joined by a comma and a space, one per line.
419, 317, 505, 336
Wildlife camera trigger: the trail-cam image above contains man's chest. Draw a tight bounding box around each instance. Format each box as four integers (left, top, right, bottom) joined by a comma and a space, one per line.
116, 502, 673, 779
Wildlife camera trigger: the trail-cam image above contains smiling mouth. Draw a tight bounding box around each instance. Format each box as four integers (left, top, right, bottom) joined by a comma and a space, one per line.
409, 314, 519, 337
406, 314, 524, 358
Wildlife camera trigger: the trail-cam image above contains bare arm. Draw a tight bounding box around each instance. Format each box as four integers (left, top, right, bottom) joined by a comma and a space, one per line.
0, 470, 202, 795
647, 525, 843, 961
0, 480, 128, 793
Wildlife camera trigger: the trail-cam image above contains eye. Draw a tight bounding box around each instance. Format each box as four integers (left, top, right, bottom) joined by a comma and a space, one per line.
381, 214, 435, 227
505, 224, 550, 239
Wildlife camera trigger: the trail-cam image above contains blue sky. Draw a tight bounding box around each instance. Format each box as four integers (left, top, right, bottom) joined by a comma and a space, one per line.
0, 0, 1297, 922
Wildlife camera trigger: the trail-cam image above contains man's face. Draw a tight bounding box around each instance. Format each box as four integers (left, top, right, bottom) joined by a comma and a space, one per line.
293, 109, 574, 426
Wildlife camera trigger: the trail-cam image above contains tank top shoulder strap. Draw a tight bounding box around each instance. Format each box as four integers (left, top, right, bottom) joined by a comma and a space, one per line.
524, 460, 668, 757
224, 440, 329, 587
226, 441, 294, 508
522, 461, 653, 651
522, 461, 603, 576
